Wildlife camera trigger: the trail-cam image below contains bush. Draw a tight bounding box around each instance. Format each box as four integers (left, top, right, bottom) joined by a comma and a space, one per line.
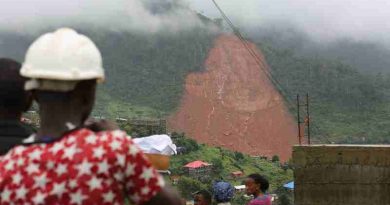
211, 158, 224, 176
234, 152, 245, 161
272, 155, 280, 162
172, 132, 200, 152
275, 188, 293, 205
231, 193, 249, 205
177, 176, 209, 199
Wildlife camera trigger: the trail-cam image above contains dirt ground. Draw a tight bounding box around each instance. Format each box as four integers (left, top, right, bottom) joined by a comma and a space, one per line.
168, 35, 298, 161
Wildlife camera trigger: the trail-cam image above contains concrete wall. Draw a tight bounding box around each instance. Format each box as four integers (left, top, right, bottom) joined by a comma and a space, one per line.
293, 145, 390, 205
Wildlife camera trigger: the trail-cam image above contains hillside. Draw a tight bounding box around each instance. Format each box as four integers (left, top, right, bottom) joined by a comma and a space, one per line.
259, 41, 390, 144
169, 132, 293, 204
2, 15, 390, 146
248, 25, 390, 74
82, 28, 217, 114
0, 26, 217, 118
169, 35, 297, 161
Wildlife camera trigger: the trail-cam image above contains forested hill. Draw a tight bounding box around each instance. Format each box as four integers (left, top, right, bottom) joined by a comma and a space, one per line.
249, 25, 390, 74
0, 22, 218, 118
83, 27, 217, 116
259, 40, 390, 144
2, 15, 390, 143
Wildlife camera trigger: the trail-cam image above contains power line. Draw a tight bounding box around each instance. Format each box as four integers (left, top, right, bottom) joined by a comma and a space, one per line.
211, 0, 332, 144
211, 0, 294, 107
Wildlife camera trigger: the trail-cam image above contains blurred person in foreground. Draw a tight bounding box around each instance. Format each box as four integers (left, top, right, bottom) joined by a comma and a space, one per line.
0, 28, 181, 205
213, 181, 234, 205
0, 58, 33, 155
245, 174, 272, 205
193, 190, 212, 205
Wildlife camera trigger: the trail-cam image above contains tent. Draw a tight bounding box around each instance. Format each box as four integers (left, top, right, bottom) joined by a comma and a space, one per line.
283, 181, 294, 190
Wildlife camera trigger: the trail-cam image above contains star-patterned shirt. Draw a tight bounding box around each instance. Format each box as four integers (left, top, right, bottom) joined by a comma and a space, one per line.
0, 128, 164, 205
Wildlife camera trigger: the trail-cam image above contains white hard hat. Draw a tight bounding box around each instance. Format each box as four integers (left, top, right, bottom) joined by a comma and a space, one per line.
20, 28, 104, 91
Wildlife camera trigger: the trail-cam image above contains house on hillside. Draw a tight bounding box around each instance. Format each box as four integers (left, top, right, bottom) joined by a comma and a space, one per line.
183, 160, 212, 178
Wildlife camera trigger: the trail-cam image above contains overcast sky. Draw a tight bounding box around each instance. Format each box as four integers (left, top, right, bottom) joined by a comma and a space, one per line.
1, 0, 389, 43
0, 0, 203, 33
190, 0, 390, 43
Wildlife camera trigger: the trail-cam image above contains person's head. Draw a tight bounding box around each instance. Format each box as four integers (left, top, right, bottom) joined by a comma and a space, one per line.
213, 181, 234, 203
0, 58, 32, 119
245, 174, 269, 196
194, 190, 212, 205
33, 80, 97, 123
20, 28, 104, 124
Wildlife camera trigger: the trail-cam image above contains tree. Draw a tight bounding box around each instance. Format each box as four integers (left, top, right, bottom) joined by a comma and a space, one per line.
278, 193, 292, 205
275, 187, 293, 205
272, 155, 280, 162
172, 132, 200, 152
231, 193, 249, 205
234, 152, 245, 161
211, 158, 224, 176
176, 176, 208, 199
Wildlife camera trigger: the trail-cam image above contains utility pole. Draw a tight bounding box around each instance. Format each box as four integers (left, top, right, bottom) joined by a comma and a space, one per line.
297, 94, 311, 145
306, 93, 311, 144
297, 94, 302, 145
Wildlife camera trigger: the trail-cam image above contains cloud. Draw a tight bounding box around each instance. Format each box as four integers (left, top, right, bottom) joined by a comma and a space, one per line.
190, 0, 390, 43
0, 0, 204, 33
3, 0, 388, 43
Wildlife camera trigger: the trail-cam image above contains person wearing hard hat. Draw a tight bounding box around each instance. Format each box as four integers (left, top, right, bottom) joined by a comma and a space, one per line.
0, 58, 33, 155
0, 28, 182, 205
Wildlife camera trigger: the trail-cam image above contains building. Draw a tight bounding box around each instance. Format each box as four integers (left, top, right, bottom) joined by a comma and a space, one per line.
183, 160, 212, 178
294, 145, 390, 205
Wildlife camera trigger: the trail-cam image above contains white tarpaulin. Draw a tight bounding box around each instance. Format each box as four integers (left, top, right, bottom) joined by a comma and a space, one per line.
133, 134, 177, 155
234, 185, 246, 190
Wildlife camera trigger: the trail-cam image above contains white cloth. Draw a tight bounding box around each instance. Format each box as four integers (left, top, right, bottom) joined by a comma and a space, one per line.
133, 134, 177, 155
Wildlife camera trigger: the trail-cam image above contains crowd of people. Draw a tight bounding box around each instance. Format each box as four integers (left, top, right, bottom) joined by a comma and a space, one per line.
193, 174, 271, 205
0, 28, 272, 205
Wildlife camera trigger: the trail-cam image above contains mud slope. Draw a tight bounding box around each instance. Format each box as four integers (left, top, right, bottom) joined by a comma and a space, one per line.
168, 35, 297, 161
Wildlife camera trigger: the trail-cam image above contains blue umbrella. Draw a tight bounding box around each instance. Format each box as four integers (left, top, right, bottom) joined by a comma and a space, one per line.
283, 181, 294, 190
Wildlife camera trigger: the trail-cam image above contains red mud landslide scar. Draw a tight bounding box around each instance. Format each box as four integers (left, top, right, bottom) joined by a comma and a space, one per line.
168, 35, 297, 162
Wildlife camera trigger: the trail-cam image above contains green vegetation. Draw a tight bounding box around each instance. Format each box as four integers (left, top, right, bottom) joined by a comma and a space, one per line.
113, 128, 293, 204
82, 27, 217, 116
250, 24, 390, 74
170, 133, 293, 203
176, 176, 209, 199
94, 88, 162, 119
259, 41, 390, 143
0, 24, 217, 119
3, 11, 390, 145
88, 24, 390, 144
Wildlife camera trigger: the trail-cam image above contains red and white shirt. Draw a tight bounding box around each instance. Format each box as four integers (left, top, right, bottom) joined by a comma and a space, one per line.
0, 128, 164, 205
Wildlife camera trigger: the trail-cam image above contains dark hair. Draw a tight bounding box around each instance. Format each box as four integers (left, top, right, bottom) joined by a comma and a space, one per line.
194, 190, 212, 204
0, 58, 28, 113
248, 173, 269, 193
35, 80, 96, 103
